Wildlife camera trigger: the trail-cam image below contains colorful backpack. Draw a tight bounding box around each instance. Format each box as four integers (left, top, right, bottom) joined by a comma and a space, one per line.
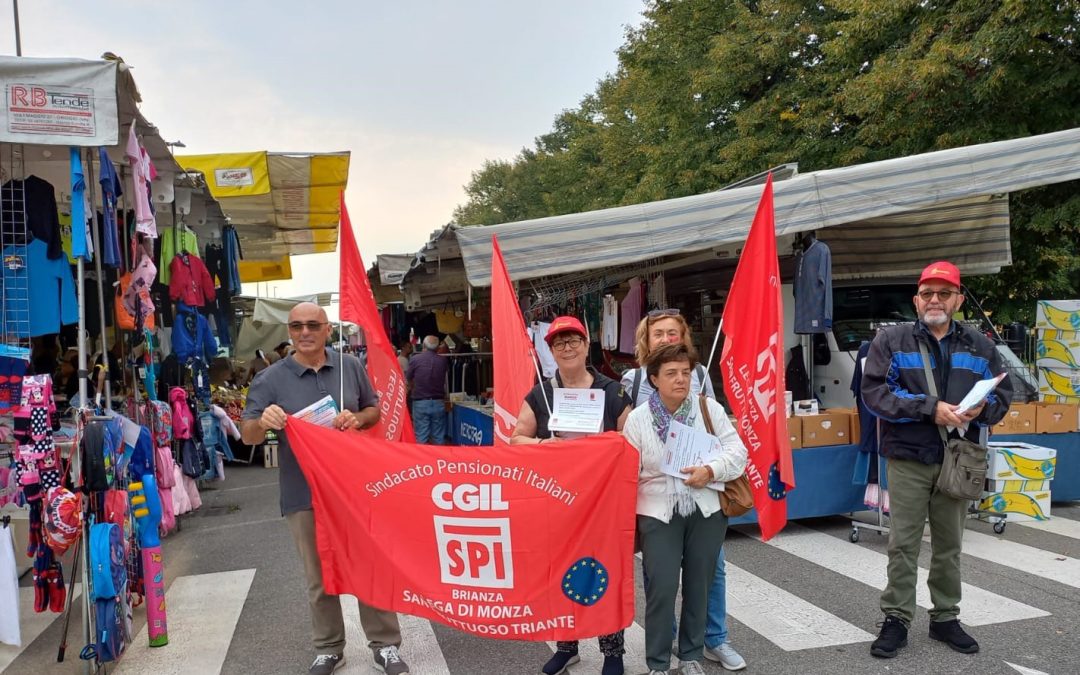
44, 486, 82, 556
89, 521, 127, 600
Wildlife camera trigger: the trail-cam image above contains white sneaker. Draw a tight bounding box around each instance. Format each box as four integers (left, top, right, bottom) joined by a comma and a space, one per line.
678, 661, 706, 675
704, 643, 746, 671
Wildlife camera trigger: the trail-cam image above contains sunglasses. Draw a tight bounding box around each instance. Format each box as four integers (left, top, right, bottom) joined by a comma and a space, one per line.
647, 308, 680, 318
288, 321, 328, 332
917, 290, 959, 302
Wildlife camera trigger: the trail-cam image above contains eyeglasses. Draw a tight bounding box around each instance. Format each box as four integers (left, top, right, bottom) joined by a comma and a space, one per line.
917, 290, 959, 302
551, 337, 585, 351
647, 308, 680, 318
288, 321, 328, 332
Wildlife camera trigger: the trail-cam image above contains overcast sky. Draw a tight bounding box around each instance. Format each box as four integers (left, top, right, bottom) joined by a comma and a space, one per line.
0, 0, 645, 302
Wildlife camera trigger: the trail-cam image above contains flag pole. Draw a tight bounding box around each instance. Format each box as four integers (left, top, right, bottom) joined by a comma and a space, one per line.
339, 318, 345, 409
706, 319, 724, 373
529, 345, 554, 433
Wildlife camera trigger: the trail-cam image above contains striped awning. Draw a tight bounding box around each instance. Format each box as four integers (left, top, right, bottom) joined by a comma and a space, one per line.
453, 128, 1080, 287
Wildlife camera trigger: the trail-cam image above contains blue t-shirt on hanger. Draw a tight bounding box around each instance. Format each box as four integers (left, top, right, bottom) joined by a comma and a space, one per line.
1, 239, 79, 337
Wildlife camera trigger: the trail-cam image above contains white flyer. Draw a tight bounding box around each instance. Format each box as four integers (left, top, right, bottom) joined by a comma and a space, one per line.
661, 420, 726, 491
949, 372, 1007, 433
548, 387, 606, 434
293, 395, 339, 429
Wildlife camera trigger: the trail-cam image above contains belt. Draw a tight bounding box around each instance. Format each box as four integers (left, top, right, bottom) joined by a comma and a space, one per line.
413, 396, 444, 401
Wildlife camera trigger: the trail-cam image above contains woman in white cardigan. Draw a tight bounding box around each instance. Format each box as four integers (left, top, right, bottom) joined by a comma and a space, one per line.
623, 343, 748, 675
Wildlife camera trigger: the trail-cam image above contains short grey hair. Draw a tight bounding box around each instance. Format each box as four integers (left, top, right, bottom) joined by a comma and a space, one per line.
423, 335, 440, 351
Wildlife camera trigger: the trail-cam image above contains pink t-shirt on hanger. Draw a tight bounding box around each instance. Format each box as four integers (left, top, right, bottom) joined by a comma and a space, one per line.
619, 277, 643, 354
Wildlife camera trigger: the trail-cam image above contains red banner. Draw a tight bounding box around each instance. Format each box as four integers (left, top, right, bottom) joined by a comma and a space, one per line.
286, 417, 637, 641
491, 235, 537, 444
337, 193, 414, 442
719, 174, 794, 541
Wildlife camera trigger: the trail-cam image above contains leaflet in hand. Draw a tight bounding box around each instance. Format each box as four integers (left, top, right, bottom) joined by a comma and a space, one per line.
293, 395, 339, 429
949, 372, 1007, 433
548, 387, 606, 434
661, 420, 726, 491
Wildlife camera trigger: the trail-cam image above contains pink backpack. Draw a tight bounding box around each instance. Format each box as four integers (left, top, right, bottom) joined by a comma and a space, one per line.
170, 387, 193, 440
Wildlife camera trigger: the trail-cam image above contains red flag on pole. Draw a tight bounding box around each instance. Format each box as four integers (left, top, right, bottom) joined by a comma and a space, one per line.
338, 192, 415, 442
719, 174, 794, 541
491, 235, 537, 444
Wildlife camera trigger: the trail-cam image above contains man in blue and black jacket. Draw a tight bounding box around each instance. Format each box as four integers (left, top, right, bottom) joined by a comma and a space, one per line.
861, 261, 1012, 659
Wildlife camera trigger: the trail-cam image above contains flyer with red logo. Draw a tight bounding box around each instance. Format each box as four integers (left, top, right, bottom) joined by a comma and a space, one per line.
286, 417, 638, 640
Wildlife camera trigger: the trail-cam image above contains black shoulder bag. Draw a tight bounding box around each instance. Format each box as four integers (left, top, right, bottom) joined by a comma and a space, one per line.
918, 341, 988, 501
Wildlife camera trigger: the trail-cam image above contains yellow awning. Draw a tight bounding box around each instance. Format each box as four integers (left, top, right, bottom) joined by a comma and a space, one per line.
176, 151, 350, 280
238, 256, 293, 284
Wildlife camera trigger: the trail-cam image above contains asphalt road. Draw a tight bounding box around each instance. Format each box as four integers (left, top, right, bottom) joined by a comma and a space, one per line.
4, 463, 1077, 675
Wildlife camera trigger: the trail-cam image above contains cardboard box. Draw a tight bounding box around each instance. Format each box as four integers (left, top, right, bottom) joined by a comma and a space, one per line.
787, 416, 802, 450
1035, 299, 1080, 331
785, 391, 793, 418
825, 408, 861, 441
986, 442, 1057, 481
995, 404, 1037, 434
262, 442, 279, 468
1035, 330, 1080, 368
978, 490, 1051, 522
1034, 402, 1079, 433
1038, 367, 1080, 403
801, 412, 850, 448
793, 399, 819, 416
986, 478, 1051, 492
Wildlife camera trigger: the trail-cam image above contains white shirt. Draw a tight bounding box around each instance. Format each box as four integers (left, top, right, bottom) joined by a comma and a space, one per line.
623, 397, 748, 523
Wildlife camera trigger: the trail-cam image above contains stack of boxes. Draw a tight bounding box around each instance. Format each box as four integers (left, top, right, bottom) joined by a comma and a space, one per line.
1035, 300, 1080, 402
786, 397, 858, 449
980, 442, 1057, 522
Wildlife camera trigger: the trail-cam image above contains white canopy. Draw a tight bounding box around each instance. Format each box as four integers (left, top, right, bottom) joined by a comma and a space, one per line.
453, 128, 1080, 287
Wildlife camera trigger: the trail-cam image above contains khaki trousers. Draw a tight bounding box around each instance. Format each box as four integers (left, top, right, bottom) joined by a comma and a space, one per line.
880, 457, 968, 625
286, 509, 402, 655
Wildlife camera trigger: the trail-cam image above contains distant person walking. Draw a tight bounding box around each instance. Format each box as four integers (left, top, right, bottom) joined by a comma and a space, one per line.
406, 335, 448, 443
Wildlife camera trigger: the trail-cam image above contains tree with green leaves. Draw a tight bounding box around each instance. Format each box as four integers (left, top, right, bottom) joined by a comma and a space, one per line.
454, 0, 1080, 322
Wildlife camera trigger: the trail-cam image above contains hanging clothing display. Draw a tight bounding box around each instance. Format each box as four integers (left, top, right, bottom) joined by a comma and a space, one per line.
794, 238, 833, 334
0, 175, 63, 259
1, 239, 79, 337
222, 225, 242, 293
0, 355, 26, 411
97, 147, 123, 268
125, 122, 157, 237
123, 253, 157, 328
619, 278, 643, 354
646, 273, 667, 310
0, 522, 18, 647
601, 295, 618, 350
530, 321, 557, 379
168, 253, 216, 308
158, 226, 199, 284
171, 303, 218, 362
69, 147, 91, 261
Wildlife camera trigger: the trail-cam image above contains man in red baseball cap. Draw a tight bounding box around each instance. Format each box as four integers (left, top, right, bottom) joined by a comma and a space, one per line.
860, 260, 1012, 660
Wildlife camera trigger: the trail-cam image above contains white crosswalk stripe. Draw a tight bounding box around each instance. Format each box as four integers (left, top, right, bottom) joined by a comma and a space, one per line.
0, 584, 81, 671
1015, 515, 1080, 541
950, 529, 1080, 590
765, 523, 1049, 625
725, 562, 874, 651
341, 596, 451, 674
116, 569, 255, 675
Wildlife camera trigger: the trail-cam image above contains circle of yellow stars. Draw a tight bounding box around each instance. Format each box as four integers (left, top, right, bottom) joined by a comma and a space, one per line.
562, 557, 608, 606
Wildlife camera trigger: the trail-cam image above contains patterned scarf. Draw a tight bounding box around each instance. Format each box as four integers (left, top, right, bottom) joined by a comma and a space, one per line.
648, 390, 696, 517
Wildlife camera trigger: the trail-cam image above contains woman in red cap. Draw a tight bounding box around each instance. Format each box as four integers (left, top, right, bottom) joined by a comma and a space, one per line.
511, 315, 633, 675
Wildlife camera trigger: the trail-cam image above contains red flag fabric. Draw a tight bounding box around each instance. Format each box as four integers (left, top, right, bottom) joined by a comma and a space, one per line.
337, 192, 414, 442
719, 174, 794, 541
285, 417, 638, 641
491, 235, 537, 444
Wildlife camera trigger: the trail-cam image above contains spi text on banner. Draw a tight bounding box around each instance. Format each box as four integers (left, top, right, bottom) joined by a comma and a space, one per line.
285, 417, 638, 641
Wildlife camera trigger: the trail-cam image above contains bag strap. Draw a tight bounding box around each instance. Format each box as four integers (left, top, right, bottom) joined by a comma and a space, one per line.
631, 368, 642, 405
917, 340, 950, 446
698, 394, 715, 435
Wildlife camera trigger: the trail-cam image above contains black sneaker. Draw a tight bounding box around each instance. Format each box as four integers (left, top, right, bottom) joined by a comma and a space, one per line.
602, 654, 624, 675
373, 645, 410, 674
542, 647, 580, 675
929, 619, 979, 654
309, 653, 345, 675
870, 615, 908, 658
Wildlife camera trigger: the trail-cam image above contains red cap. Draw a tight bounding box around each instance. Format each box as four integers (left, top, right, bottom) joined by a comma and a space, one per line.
545, 316, 588, 345
918, 261, 961, 288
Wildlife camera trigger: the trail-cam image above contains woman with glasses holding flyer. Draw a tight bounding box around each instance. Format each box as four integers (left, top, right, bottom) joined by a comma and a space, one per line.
623, 342, 747, 675
621, 310, 745, 671
511, 315, 633, 675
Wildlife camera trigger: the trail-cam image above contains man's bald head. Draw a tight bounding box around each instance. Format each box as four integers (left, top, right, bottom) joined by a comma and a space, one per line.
288, 302, 328, 323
